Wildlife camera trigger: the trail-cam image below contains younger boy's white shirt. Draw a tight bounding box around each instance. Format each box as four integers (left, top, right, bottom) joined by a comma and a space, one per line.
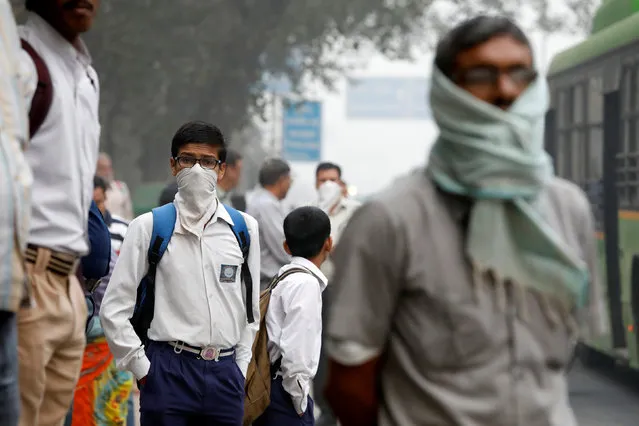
266, 256, 328, 414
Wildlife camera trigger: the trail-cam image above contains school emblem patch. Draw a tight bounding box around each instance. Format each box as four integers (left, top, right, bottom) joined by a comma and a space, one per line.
220, 264, 238, 283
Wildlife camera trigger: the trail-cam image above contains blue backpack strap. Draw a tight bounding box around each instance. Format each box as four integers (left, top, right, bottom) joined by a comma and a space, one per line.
224, 204, 255, 324
131, 203, 177, 346
149, 203, 177, 264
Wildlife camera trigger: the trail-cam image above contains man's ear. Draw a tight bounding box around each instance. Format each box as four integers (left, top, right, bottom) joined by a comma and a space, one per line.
325, 236, 334, 253
217, 163, 227, 180
170, 157, 178, 177
283, 241, 292, 256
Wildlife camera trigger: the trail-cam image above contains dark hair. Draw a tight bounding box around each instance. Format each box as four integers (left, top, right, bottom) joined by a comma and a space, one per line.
225, 148, 243, 167
434, 16, 532, 78
93, 175, 109, 192
171, 121, 227, 162
316, 162, 342, 178
284, 206, 331, 259
258, 158, 290, 187
25, 0, 35, 11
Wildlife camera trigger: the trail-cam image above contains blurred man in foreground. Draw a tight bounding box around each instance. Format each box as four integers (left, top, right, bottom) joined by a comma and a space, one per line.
324, 16, 606, 426
18, 0, 102, 424
0, 2, 34, 425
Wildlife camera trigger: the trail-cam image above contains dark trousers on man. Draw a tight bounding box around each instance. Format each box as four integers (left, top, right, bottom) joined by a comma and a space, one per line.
0, 311, 20, 426
140, 341, 245, 426
254, 376, 314, 426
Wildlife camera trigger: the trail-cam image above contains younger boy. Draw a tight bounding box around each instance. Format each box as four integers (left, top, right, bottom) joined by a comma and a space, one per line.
255, 206, 332, 426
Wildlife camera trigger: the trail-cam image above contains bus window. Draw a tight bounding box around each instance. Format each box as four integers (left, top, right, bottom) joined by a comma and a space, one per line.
573, 85, 585, 125
589, 127, 603, 180
622, 67, 632, 118
562, 133, 573, 180
571, 129, 586, 183
588, 77, 603, 124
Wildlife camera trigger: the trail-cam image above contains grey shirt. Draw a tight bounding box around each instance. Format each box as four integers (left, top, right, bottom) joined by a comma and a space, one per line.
326, 170, 607, 426
246, 187, 291, 283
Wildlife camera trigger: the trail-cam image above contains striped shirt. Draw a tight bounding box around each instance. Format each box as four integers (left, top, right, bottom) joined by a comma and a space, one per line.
104, 210, 129, 255
0, 0, 35, 312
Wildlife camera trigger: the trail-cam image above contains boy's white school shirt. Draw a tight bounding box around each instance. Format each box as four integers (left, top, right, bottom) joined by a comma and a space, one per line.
265, 256, 328, 414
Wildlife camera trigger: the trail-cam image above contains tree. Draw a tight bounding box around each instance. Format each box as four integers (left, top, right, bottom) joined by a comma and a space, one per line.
10, 0, 600, 188
82, 0, 438, 187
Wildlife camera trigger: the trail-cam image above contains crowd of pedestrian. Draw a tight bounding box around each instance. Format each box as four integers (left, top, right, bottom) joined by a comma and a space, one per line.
1, 2, 606, 425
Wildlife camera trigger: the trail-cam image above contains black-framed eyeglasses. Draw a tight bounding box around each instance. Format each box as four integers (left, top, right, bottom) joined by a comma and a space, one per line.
174, 155, 221, 170
454, 66, 538, 87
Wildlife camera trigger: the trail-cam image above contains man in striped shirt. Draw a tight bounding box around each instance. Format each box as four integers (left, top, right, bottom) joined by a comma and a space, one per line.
0, 2, 34, 425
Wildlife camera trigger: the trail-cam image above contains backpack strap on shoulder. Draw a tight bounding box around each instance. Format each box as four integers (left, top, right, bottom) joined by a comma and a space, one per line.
149, 203, 177, 268
131, 203, 176, 346
21, 39, 53, 138
267, 267, 312, 292
224, 204, 255, 323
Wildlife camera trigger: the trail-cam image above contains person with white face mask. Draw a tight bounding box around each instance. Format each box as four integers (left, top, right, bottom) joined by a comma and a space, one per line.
312, 162, 360, 426
100, 121, 261, 426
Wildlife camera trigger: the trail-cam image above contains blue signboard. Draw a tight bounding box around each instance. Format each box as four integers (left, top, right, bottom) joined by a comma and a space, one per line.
346, 77, 430, 119
282, 100, 322, 162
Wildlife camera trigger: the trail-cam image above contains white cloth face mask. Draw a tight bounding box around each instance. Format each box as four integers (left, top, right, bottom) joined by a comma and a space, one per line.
175, 164, 218, 235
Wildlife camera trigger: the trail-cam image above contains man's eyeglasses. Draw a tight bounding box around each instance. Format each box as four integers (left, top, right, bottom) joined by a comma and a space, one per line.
455, 66, 537, 87
174, 156, 221, 170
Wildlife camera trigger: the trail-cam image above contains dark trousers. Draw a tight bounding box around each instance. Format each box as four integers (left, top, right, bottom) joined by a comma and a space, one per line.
140, 342, 245, 426
254, 376, 314, 426
0, 311, 19, 426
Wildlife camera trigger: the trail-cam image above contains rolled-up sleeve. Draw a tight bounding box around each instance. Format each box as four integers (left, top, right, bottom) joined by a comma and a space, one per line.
326, 201, 405, 365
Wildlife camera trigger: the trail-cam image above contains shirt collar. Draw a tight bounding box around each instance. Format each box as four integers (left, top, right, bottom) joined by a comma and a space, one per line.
25, 12, 92, 68
289, 257, 328, 290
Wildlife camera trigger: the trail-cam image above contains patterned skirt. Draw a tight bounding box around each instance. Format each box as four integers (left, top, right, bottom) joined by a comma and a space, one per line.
70, 337, 134, 426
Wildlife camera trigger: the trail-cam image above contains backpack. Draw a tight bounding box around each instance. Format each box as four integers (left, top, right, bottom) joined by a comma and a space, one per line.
130, 203, 255, 347
21, 39, 53, 138
242, 267, 314, 426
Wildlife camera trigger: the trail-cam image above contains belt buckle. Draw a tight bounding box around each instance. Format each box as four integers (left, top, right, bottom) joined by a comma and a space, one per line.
200, 346, 219, 361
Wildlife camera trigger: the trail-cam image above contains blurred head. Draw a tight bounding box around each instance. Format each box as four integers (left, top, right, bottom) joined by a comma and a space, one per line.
258, 158, 291, 200
93, 175, 108, 214
315, 162, 342, 190
96, 152, 113, 182
26, 0, 100, 42
170, 121, 227, 180
434, 16, 535, 110
219, 148, 243, 191
283, 206, 332, 265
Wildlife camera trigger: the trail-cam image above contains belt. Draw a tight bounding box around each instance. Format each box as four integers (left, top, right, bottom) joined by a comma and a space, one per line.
25, 244, 77, 276
167, 341, 235, 361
